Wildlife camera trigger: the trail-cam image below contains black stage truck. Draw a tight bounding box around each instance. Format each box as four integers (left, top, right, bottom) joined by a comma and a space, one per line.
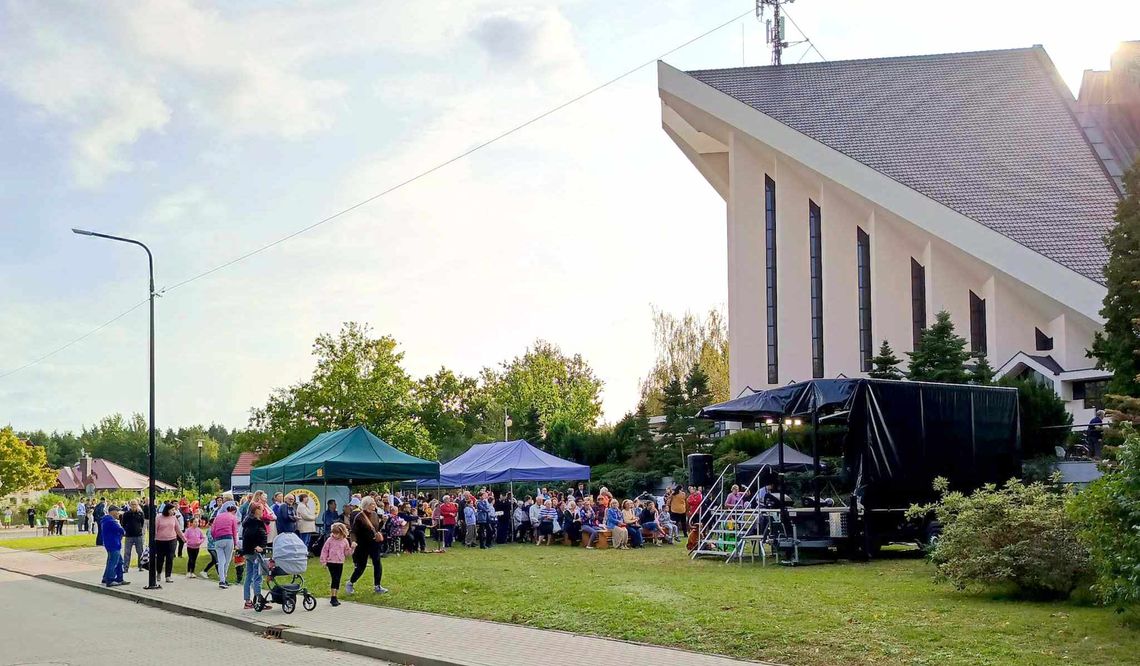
696, 378, 1021, 560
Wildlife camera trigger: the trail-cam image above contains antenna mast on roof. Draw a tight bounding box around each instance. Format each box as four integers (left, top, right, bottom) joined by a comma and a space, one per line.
756, 0, 793, 65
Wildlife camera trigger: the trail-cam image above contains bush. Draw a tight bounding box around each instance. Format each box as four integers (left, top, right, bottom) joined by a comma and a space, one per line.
713, 429, 773, 457
998, 376, 1073, 458
908, 477, 1090, 598
1068, 422, 1140, 608
590, 464, 657, 499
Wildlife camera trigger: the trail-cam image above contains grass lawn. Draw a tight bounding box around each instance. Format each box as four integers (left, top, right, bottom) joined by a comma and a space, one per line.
1, 535, 95, 553
162, 541, 1139, 665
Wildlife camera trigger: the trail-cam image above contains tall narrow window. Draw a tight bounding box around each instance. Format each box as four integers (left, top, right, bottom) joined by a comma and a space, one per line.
857, 228, 872, 372
969, 291, 987, 355
910, 259, 926, 349
809, 201, 824, 378
765, 176, 778, 384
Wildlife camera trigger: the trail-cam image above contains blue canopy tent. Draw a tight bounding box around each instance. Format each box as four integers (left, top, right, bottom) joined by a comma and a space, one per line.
414, 439, 589, 488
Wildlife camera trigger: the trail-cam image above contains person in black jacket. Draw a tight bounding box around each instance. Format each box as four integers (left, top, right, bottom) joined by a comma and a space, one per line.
346, 497, 387, 595
121, 500, 147, 571
241, 504, 270, 610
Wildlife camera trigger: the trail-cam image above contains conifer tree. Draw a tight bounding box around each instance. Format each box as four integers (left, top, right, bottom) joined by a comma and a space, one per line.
1091, 161, 1140, 396
907, 310, 971, 384
868, 340, 905, 380
683, 363, 717, 453
969, 352, 996, 385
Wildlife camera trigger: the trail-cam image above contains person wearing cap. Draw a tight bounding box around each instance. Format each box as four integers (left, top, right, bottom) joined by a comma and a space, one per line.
100, 505, 128, 587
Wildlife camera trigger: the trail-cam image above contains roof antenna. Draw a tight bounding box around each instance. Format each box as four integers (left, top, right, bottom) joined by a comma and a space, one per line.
756, 0, 793, 65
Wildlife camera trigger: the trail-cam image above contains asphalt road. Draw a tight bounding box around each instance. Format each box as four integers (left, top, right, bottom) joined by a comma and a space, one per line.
0, 570, 389, 666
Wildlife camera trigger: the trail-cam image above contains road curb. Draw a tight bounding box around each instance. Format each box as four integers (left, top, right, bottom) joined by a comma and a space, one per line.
31, 572, 468, 666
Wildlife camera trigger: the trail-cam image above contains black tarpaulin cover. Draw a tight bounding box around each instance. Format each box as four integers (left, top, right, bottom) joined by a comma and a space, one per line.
850, 380, 1021, 509
698, 379, 859, 421
699, 379, 1021, 510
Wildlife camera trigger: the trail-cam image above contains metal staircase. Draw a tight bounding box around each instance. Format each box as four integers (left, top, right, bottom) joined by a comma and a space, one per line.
690, 468, 767, 563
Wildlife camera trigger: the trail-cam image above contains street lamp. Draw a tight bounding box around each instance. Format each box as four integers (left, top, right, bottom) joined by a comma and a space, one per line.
72, 228, 160, 590
196, 440, 203, 501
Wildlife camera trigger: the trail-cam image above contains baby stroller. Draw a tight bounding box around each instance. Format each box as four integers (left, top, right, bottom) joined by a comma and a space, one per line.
253, 532, 316, 614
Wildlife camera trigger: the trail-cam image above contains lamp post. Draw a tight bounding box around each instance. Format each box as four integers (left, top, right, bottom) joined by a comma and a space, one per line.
196, 440, 203, 501
504, 409, 512, 442
72, 228, 160, 590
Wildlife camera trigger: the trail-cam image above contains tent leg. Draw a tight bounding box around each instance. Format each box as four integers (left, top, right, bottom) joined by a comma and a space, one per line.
812, 412, 821, 519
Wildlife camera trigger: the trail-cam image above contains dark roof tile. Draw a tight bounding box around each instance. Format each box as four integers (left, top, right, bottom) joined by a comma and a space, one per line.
687, 48, 1121, 283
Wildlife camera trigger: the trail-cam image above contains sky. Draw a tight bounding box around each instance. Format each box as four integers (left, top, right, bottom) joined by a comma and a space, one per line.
2, 0, 1137, 434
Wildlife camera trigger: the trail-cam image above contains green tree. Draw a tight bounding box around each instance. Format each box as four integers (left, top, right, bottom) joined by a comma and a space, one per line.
641, 306, 729, 413
908, 310, 971, 384
997, 376, 1073, 458
1068, 422, 1140, 608
249, 322, 433, 463
414, 368, 485, 460
487, 340, 603, 444
1091, 161, 1140, 396
683, 363, 716, 454
659, 376, 688, 468
868, 340, 905, 380
969, 353, 996, 386
0, 427, 57, 495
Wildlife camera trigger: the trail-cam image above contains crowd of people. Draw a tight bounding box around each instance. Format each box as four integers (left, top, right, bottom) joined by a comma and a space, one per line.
92, 482, 709, 610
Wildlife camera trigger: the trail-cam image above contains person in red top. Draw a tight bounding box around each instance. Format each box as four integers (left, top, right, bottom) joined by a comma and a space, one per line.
687, 486, 703, 525
439, 495, 459, 548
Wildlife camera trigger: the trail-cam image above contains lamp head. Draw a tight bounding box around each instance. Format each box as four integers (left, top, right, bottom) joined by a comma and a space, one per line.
71, 228, 95, 236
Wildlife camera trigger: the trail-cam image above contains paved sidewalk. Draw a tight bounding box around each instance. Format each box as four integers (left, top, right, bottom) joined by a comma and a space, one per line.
0, 546, 774, 666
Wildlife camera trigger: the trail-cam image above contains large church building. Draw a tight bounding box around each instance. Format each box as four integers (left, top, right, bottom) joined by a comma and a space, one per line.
659, 43, 1139, 422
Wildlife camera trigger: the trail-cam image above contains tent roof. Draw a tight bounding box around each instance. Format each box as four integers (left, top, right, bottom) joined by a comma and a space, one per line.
737, 445, 816, 472
250, 426, 439, 484
699, 379, 861, 421
415, 439, 589, 487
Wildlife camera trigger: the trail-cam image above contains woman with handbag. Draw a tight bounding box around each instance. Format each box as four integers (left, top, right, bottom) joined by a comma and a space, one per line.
346, 497, 387, 595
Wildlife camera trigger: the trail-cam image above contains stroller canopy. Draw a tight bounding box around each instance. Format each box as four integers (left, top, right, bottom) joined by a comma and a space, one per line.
271, 532, 309, 575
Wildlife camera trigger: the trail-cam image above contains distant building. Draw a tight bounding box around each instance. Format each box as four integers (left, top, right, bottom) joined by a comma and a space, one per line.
659, 43, 1140, 424
54, 454, 175, 495
230, 451, 260, 493
647, 414, 739, 440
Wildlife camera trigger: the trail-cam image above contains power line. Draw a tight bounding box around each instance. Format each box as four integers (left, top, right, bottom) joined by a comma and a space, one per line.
0, 298, 149, 380
1, 7, 754, 380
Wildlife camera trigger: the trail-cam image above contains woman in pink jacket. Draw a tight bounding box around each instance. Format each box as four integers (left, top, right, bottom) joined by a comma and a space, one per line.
154, 503, 185, 584
319, 522, 354, 607
210, 502, 239, 589
184, 516, 206, 579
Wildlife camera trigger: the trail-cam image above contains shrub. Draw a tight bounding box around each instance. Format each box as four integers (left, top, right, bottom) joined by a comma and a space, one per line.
590, 464, 657, 499
908, 477, 1089, 598
1068, 422, 1140, 608
713, 450, 750, 473
998, 376, 1073, 458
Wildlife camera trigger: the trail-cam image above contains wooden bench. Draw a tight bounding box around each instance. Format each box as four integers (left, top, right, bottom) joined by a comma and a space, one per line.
582, 529, 610, 549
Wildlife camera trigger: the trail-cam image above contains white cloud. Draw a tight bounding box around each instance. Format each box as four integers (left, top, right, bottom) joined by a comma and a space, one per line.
0, 0, 599, 188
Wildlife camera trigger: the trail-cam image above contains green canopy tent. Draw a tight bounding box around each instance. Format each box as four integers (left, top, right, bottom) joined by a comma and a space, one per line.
250, 426, 439, 485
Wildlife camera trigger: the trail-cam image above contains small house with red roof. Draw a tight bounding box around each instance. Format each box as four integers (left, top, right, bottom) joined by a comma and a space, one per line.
55, 454, 175, 495
230, 451, 260, 493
